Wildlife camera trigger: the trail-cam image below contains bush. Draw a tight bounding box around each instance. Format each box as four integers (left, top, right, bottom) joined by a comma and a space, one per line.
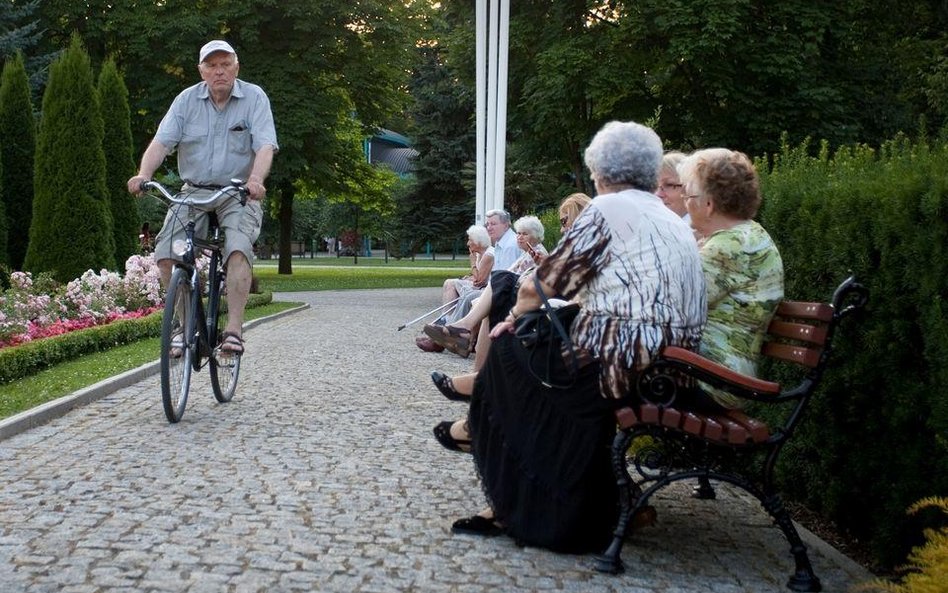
757, 132, 948, 569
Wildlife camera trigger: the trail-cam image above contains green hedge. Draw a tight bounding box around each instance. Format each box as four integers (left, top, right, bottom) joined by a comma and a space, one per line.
0, 291, 273, 384
757, 133, 948, 568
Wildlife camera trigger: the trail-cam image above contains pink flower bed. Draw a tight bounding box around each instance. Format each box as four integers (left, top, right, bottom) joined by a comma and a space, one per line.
0, 254, 165, 350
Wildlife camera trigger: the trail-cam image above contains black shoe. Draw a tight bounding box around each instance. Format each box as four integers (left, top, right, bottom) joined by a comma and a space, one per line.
433, 420, 471, 453
451, 514, 505, 537
431, 371, 468, 402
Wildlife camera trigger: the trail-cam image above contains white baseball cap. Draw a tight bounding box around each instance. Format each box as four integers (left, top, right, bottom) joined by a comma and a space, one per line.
199, 40, 236, 63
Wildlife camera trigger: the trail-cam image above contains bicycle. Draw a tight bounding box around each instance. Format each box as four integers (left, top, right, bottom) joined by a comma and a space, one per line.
140, 179, 249, 423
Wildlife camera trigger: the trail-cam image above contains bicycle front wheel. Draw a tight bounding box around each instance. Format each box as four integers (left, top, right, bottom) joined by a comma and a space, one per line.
210, 347, 241, 403
208, 262, 241, 403
160, 267, 194, 423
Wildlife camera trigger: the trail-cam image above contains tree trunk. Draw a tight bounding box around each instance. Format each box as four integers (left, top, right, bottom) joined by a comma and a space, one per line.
278, 180, 294, 275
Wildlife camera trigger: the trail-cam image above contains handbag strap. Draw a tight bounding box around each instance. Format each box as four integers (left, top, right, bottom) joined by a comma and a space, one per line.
533, 274, 579, 380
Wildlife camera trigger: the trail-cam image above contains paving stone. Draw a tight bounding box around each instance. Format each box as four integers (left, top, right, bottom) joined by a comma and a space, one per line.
0, 288, 874, 592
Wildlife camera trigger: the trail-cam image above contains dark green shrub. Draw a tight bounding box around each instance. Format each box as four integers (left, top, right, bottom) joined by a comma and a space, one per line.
97, 57, 138, 268
24, 34, 114, 281
0, 52, 35, 270
758, 134, 948, 569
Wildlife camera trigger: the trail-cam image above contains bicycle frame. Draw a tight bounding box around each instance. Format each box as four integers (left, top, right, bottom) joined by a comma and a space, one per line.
142, 180, 249, 422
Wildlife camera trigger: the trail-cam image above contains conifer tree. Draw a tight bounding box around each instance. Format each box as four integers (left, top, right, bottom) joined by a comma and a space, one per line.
0, 131, 6, 267
24, 34, 114, 281
97, 57, 138, 267
0, 52, 36, 269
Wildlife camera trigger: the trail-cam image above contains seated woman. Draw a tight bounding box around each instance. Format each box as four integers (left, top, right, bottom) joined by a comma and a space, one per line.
429, 193, 591, 402
423, 215, 548, 359
656, 150, 688, 220
676, 147, 784, 412
439, 120, 706, 553
415, 224, 493, 353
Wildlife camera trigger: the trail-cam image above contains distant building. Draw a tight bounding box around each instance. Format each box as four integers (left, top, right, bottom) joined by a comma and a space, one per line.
365, 129, 417, 177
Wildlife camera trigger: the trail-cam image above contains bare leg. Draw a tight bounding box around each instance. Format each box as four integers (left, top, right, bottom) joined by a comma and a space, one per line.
472, 318, 491, 371
225, 252, 252, 336
442, 278, 459, 304
450, 372, 476, 395
448, 284, 492, 332
157, 258, 173, 287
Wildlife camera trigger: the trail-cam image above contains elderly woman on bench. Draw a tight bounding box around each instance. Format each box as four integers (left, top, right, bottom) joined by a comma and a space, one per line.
675, 147, 784, 413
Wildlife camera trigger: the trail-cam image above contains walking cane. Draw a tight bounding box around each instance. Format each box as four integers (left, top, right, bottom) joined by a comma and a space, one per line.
397, 297, 461, 331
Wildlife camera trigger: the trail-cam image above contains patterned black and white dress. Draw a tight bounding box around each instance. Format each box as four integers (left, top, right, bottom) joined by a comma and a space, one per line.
469, 189, 706, 553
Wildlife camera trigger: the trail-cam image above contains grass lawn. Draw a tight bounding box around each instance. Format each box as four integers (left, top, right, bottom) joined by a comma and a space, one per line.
254, 262, 463, 292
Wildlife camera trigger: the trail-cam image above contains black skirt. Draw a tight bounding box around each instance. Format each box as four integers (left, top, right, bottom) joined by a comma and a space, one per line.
468, 332, 618, 554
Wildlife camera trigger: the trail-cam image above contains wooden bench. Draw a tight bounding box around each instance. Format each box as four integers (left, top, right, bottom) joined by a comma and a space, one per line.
594, 275, 868, 592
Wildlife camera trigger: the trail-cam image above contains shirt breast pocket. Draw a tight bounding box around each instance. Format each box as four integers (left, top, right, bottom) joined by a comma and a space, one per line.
228, 121, 252, 155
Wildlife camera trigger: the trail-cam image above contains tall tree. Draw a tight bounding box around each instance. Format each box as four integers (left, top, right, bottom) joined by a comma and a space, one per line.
402, 40, 476, 250
25, 34, 114, 281
0, 52, 35, 270
0, 0, 58, 99
97, 57, 138, 267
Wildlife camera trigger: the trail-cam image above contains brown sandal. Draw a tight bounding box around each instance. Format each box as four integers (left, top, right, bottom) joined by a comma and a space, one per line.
220, 331, 244, 354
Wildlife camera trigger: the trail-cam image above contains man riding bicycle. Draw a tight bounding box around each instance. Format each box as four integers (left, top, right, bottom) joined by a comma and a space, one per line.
128, 40, 278, 355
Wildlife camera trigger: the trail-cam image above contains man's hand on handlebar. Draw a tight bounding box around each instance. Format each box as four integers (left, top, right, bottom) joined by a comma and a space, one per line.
246, 175, 266, 201
127, 175, 150, 196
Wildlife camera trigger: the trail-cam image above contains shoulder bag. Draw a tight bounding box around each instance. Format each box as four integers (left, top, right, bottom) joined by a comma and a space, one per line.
513, 274, 580, 389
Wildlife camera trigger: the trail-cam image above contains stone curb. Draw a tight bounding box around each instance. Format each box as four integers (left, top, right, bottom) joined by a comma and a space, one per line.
0, 303, 310, 442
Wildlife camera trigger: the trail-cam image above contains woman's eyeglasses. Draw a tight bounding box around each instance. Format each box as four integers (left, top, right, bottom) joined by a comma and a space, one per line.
657, 183, 683, 192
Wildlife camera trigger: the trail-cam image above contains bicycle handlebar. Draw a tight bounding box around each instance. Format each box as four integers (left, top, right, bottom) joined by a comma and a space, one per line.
140, 179, 249, 207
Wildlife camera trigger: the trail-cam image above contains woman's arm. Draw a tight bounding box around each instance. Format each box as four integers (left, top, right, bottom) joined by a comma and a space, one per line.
471, 252, 494, 287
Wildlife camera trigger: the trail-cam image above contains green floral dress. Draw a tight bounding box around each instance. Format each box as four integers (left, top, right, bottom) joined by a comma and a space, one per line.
699, 220, 784, 408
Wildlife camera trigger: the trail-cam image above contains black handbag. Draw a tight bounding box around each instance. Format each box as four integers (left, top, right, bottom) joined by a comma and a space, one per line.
513, 274, 580, 389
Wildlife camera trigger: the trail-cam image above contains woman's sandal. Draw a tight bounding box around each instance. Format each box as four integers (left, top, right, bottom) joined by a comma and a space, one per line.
431, 371, 469, 402
220, 331, 244, 355
451, 514, 505, 537
433, 420, 471, 453
423, 324, 473, 358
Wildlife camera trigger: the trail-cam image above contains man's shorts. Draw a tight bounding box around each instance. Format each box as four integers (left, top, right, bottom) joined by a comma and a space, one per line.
153, 187, 262, 265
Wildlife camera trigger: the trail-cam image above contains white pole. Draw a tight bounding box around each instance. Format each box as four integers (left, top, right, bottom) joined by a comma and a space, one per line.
485, 0, 500, 218
491, 0, 510, 214
475, 0, 487, 225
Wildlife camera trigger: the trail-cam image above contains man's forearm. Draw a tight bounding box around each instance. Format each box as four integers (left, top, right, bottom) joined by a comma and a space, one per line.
137, 140, 170, 179
248, 144, 275, 183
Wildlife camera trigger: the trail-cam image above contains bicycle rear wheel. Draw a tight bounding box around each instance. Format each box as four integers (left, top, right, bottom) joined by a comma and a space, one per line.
160, 267, 194, 422
208, 261, 241, 403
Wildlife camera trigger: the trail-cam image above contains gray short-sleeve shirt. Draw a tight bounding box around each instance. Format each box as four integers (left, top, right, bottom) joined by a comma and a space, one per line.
155, 79, 278, 186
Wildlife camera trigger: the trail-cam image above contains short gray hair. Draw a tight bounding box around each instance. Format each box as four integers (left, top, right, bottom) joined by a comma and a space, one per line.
513, 215, 544, 241
583, 121, 663, 191
485, 209, 510, 225
466, 224, 491, 248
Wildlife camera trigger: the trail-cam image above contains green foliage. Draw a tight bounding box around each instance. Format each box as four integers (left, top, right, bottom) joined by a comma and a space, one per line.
0, 114, 6, 267
0, 52, 35, 270
402, 41, 476, 247
97, 57, 139, 266
0, 0, 57, 98
0, 290, 273, 385
757, 133, 948, 569
860, 498, 948, 593
24, 34, 114, 281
